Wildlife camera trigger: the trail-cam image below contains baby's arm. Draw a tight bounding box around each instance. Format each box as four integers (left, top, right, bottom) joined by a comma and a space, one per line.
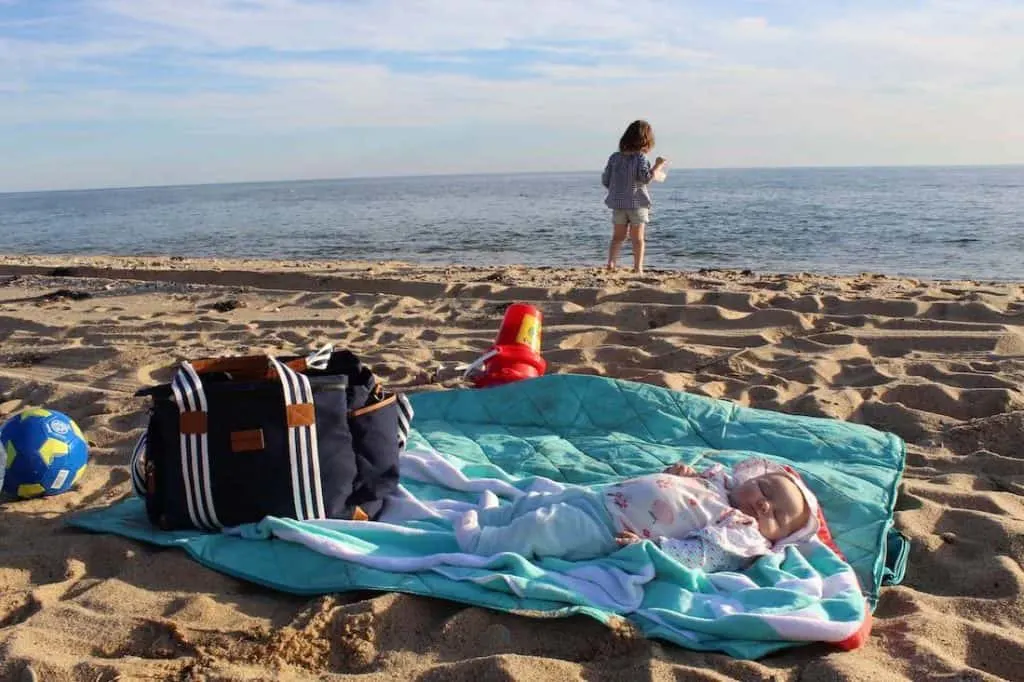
663, 461, 727, 482
657, 534, 746, 572
602, 159, 611, 188
658, 519, 771, 572
663, 462, 697, 477
615, 531, 744, 571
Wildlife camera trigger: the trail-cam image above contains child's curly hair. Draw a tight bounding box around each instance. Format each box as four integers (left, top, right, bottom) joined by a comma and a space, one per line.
619, 120, 655, 153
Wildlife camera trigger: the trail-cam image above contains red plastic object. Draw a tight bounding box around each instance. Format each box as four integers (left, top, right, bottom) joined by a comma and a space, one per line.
472, 303, 547, 388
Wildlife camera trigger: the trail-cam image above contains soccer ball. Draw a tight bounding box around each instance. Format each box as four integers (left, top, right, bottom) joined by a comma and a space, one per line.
1, 408, 89, 499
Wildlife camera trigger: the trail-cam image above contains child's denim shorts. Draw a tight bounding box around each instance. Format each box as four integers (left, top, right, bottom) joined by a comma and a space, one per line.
612, 207, 650, 225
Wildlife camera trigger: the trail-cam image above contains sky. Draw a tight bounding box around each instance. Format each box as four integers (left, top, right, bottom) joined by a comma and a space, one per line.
1, 0, 1022, 192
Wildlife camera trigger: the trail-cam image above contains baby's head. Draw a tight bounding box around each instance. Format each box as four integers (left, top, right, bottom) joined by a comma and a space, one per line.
728, 462, 819, 545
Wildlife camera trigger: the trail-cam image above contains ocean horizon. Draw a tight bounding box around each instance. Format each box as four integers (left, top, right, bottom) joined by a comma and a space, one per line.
4, 162, 1022, 196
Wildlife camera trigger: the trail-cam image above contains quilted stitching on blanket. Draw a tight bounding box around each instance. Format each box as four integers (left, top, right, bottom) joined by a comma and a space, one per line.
408, 374, 905, 604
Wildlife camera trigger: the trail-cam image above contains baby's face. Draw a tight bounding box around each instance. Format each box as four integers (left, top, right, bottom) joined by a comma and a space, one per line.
728, 473, 809, 541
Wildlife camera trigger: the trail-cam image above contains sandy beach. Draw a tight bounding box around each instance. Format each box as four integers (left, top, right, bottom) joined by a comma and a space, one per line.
0, 253, 1022, 681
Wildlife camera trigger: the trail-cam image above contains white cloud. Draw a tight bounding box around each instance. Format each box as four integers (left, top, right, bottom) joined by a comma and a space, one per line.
1, 0, 1022, 190
89, 0, 664, 53
0, 36, 144, 75
812, 3, 1024, 82
726, 15, 793, 40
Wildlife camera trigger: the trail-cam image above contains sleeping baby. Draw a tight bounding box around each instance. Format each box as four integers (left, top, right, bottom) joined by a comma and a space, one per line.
455, 457, 821, 572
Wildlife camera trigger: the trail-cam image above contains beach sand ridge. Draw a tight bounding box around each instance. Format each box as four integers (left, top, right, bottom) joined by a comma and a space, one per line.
0, 254, 1022, 681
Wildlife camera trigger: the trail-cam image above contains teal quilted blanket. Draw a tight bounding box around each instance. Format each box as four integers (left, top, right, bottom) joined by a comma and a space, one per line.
71, 375, 908, 659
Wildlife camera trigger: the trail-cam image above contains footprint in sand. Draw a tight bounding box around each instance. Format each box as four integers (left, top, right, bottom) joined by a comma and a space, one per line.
135, 361, 176, 387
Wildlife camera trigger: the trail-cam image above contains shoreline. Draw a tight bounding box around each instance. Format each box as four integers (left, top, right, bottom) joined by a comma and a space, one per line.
3, 253, 1022, 292
1, 253, 1023, 679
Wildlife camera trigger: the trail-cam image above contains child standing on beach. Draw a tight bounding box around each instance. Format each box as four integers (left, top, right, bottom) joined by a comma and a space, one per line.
455, 457, 821, 572
602, 120, 667, 274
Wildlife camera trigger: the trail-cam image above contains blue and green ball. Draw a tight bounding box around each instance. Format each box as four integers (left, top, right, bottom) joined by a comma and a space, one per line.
1, 408, 89, 499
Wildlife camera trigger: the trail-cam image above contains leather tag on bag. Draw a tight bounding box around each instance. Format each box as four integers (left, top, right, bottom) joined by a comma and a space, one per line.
231, 429, 265, 453
286, 403, 315, 427
179, 410, 208, 434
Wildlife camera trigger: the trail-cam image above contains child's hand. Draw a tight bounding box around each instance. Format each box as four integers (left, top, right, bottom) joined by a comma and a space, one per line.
664, 462, 696, 477
655, 156, 668, 166
615, 531, 643, 546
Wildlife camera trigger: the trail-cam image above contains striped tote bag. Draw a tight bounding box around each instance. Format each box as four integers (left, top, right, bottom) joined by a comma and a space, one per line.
131, 347, 412, 531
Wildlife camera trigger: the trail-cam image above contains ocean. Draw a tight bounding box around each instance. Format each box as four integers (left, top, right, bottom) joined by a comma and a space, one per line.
1, 166, 1021, 281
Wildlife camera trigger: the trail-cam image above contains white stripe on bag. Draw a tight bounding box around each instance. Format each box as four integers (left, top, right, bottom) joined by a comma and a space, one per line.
271, 357, 325, 520
292, 369, 325, 519
305, 343, 334, 370
272, 360, 306, 520
303, 376, 325, 519
130, 432, 147, 497
285, 362, 315, 520
179, 364, 213, 529
177, 365, 212, 529
171, 372, 204, 529
287, 431, 305, 520
171, 362, 221, 530
397, 393, 413, 449
290, 370, 316, 520
182, 362, 221, 529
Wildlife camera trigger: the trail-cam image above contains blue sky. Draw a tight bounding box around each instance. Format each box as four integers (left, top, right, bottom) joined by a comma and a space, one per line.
1, 0, 1022, 191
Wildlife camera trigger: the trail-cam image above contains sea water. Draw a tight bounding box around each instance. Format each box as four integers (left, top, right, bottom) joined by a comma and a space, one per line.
1, 166, 1021, 281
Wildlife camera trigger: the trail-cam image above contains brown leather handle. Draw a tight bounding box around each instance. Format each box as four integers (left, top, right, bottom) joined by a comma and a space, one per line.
189, 354, 306, 380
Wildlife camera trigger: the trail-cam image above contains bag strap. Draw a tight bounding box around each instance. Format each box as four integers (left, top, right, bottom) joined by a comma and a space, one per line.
130, 432, 148, 498
186, 344, 335, 379
305, 343, 334, 370
268, 356, 327, 521
396, 393, 413, 450
188, 354, 307, 381
171, 361, 222, 530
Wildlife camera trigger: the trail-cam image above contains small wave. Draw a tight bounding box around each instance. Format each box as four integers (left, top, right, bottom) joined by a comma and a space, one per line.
665, 250, 735, 259
942, 238, 982, 244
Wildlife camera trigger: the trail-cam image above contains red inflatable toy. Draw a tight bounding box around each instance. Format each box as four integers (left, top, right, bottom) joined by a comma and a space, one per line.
468, 303, 547, 388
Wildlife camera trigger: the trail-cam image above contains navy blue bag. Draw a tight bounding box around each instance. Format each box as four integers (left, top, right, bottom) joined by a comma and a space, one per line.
131, 348, 412, 531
